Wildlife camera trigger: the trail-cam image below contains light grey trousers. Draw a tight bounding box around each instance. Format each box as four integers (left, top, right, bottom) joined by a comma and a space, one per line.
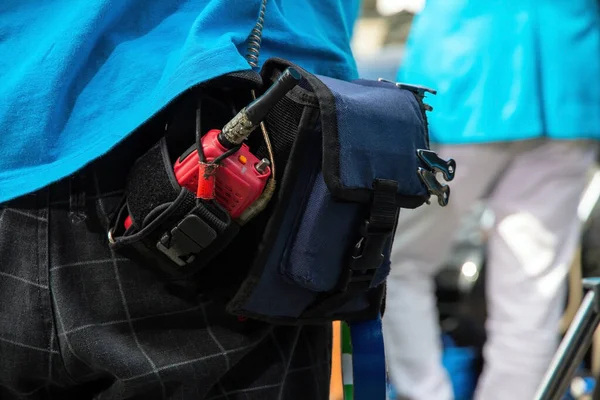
383, 139, 597, 400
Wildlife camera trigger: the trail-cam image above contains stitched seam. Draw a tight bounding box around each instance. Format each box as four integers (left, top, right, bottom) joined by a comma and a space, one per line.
277, 328, 302, 400
46, 188, 85, 385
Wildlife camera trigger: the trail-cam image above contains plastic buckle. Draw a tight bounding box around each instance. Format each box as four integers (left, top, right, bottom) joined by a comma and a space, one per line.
156, 215, 217, 267
340, 220, 391, 291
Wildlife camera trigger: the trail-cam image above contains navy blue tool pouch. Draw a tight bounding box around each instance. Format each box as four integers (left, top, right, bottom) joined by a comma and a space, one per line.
227, 58, 432, 324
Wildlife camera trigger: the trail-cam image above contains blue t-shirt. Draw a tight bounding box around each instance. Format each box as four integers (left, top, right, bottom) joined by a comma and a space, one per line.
0, 0, 360, 203
399, 0, 600, 144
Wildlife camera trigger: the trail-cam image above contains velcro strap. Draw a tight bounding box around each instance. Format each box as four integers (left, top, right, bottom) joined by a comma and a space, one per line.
125, 138, 181, 229
369, 179, 400, 233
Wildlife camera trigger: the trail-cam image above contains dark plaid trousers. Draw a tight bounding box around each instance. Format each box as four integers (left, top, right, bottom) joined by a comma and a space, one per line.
0, 131, 331, 399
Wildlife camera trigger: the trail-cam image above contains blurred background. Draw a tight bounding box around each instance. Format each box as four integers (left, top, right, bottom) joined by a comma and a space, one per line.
341, 2, 600, 400
351, 0, 423, 80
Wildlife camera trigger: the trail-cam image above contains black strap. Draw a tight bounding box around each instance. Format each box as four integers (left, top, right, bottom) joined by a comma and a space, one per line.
340, 179, 399, 292
125, 138, 181, 229
369, 179, 401, 232
303, 180, 399, 319
110, 137, 239, 278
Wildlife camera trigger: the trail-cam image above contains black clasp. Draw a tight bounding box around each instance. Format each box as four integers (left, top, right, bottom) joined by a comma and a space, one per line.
417, 149, 456, 182
340, 220, 391, 292
339, 179, 399, 292
156, 215, 217, 267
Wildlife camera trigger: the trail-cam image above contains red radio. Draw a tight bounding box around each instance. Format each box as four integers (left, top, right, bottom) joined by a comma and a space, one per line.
173, 129, 271, 219
123, 67, 301, 230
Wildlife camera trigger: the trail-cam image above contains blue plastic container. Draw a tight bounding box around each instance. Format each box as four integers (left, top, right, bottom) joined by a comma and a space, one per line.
387, 335, 477, 400
442, 335, 477, 400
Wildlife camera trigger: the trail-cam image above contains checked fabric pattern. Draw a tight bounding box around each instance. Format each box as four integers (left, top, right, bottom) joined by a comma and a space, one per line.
0, 132, 331, 399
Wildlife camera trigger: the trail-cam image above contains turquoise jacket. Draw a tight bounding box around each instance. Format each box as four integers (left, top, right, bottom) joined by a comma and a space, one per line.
398, 1, 600, 144
0, 0, 359, 203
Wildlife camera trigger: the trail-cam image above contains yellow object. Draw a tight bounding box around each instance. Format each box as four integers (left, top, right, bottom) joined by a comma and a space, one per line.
238, 155, 247, 164
330, 321, 344, 400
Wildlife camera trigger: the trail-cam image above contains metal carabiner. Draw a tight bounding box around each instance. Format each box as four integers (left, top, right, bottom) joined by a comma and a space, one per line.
417, 149, 456, 182
417, 167, 450, 207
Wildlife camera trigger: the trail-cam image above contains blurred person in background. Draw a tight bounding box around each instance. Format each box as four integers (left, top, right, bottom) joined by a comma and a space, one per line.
382, 1, 600, 400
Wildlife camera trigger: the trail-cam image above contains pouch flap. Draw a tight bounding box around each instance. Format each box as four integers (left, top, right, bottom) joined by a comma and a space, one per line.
314, 75, 430, 208
261, 59, 431, 208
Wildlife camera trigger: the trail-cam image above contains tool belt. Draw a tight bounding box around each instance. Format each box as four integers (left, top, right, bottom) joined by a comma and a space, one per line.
107, 58, 454, 325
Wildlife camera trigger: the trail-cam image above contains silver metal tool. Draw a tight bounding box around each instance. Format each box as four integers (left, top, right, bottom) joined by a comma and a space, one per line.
417, 149, 456, 182
417, 167, 450, 207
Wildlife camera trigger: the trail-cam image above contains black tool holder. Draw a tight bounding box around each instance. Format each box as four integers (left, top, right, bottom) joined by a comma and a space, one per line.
534, 277, 600, 400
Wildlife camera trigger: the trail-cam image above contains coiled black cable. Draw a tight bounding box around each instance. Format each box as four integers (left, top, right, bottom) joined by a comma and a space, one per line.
246, 0, 268, 68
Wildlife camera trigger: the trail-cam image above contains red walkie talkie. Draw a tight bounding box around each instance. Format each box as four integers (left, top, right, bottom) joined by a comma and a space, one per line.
124, 67, 301, 230
173, 128, 271, 219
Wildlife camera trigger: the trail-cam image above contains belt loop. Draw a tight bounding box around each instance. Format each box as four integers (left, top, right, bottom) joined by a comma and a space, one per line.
68, 172, 87, 224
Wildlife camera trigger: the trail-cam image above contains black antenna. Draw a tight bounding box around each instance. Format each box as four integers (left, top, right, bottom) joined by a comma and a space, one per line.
218, 67, 301, 148
245, 68, 301, 123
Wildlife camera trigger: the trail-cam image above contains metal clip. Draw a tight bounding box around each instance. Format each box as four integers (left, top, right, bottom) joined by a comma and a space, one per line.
377, 79, 436, 111
395, 82, 437, 97
377, 78, 437, 96
417, 149, 456, 182
417, 168, 450, 207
